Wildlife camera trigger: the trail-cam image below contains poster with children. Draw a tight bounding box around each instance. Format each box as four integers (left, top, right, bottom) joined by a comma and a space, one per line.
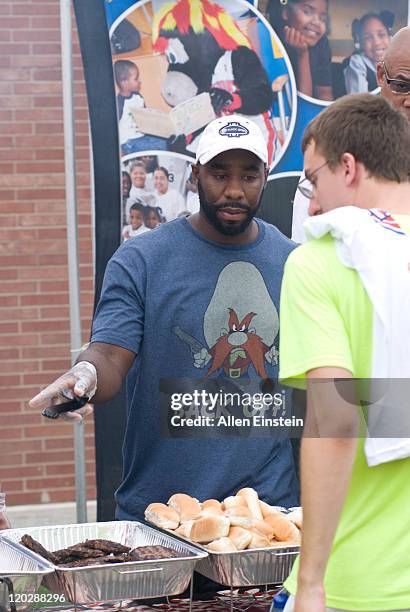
103, 0, 410, 238
121, 152, 198, 239
105, 0, 300, 238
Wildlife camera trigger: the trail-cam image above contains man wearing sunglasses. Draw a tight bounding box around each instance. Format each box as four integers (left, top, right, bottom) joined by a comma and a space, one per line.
376, 27, 410, 121
291, 26, 410, 242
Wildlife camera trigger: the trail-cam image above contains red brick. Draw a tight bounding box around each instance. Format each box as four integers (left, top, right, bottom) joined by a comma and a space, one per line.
0, 401, 22, 412
21, 294, 68, 306
44, 438, 75, 451
15, 82, 62, 95
0, 335, 40, 348
0, 189, 15, 201
7, 492, 42, 505
39, 305, 69, 319
0, 296, 18, 307
24, 424, 71, 437
35, 148, 65, 161
0, 269, 18, 281
38, 280, 68, 292
31, 16, 60, 29
41, 359, 71, 372
18, 189, 65, 201
0, 82, 13, 94
33, 95, 63, 108
40, 332, 70, 345
34, 122, 63, 135
45, 464, 75, 476
13, 30, 60, 42
0, 322, 19, 334
0, 480, 25, 492
1, 281, 38, 293
0, 68, 30, 81
21, 346, 68, 359
0, 426, 22, 439
0, 43, 30, 55
0, 4, 11, 15
13, 3, 60, 15
0, 149, 35, 161
32, 68, 62, 81
0, 95, 30, 109
0, 453, 23, 467
2, 17, 30, 28
1, 439, 42, 454
48, 490, 75, 503
2, 466, 43, 479
0, 122, 33, 135
19, 268, 67, 281
26, 450, 74, 464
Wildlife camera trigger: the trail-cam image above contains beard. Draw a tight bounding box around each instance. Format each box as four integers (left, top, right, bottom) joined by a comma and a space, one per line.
197, 182, 262, 236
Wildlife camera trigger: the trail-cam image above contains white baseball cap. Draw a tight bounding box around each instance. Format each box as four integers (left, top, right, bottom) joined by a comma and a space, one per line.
195, 115, 268, 165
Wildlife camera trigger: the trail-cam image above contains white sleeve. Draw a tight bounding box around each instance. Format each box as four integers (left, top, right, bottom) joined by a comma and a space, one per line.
344, 54, 369, 94
291, 174, 309, 244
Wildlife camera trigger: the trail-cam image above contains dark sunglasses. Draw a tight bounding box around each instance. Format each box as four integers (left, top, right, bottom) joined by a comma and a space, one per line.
382, 62, 410, 95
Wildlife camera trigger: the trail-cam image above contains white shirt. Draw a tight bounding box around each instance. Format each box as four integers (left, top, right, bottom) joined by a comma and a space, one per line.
156, 189, 186, 221
291, 172, 309, 244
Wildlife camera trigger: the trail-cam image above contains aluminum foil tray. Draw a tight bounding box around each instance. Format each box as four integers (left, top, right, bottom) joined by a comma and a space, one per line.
0, 537, 54, 611
148, 524, 299, 588
4, 521, 207, 605
195, 542, 299, 587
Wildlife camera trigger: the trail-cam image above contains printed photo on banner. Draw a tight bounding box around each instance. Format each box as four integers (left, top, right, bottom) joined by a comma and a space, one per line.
109, 0, 297, 169
266, 0, 408, 103
121, 152, 198, 240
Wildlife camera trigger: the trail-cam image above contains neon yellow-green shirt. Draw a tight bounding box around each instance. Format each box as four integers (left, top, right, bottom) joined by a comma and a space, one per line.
280, 215, 410, 611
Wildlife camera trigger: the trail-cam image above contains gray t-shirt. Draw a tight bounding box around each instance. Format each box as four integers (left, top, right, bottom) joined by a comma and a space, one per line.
91, 217, 299, 520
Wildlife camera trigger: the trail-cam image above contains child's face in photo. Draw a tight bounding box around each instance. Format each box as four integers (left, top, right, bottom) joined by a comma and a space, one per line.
360, 18, 390, 64
124, 66, 141, 95
154, 170, 169, 194
131, 166, 146, 188
145, 211, 160, 229
129, 209, 144, 230
284, 1, 327, 46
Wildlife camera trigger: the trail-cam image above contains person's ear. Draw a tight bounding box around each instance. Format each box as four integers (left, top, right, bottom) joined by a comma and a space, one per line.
376, 62, 384, 88
191, 163, 200, 180
341, 153, 357, 187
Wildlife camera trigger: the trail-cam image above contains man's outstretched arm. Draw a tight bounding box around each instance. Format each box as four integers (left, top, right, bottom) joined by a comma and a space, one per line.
294, 367, 359, 612
29, 342, 136, 419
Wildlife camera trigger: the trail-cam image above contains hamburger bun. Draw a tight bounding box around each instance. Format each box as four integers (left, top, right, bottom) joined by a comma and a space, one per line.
168, 493, 201, 521
190, 516, 230, 544
207, 537, 237, 553
228, 526, 252, 550
144, 503, 180, 530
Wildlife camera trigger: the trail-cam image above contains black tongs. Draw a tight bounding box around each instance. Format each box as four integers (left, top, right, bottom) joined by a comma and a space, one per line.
42, 390, 89, 419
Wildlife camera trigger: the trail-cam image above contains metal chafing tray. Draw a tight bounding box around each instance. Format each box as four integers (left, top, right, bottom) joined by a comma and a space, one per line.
195, 541, 299, 587
0, 537, 54, 611
148, 523, 299, 587
3, 521, 207, 606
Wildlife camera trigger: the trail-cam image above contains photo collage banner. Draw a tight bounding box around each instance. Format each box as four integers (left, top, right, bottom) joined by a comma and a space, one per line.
104, 0, 410, 239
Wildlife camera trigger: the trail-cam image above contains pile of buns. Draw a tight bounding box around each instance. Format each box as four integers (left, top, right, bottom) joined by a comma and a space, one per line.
145, 488, 302, 553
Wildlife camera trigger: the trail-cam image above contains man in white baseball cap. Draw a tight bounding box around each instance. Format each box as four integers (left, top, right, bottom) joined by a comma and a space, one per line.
190, 114, 271, 240
196, 114, 268, 166
30, 115, 300, 591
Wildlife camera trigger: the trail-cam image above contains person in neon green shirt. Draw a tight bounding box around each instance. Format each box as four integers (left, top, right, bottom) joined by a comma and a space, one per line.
280, 93, 410, 612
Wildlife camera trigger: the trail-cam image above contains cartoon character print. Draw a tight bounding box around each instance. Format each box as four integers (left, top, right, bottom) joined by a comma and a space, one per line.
152, 0, 276, 161
174, 262, 279, 380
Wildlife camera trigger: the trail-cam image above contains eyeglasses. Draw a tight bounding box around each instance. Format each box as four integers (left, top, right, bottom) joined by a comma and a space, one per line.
382, 62, 410, 95
296, 161, 328, 199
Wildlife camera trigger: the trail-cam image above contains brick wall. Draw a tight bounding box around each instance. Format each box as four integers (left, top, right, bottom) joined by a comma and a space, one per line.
0, 1, 96, 506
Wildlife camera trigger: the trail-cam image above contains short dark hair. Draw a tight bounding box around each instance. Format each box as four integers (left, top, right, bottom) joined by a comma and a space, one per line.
143, 206, 162, 221
301, 94, 410, 183
129, 201, 145, 214
129, 160, 146, 173
268, 0, 329, 33
114, 60, 137, 87
155, 166, 169, 180
352, 11, 394, 46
